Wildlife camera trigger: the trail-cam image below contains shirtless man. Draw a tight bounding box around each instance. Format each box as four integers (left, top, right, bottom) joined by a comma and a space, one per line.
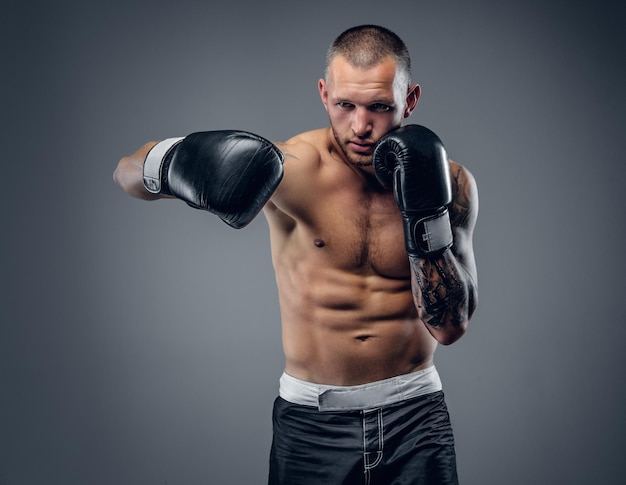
114, 25, 478, 485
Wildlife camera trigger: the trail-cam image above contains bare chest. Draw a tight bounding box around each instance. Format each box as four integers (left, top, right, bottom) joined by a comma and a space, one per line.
301, 187, 409, 277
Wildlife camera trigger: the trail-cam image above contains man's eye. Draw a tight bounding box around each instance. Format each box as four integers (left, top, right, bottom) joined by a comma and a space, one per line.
371, 104, 391, 112
337, 102, 354, 109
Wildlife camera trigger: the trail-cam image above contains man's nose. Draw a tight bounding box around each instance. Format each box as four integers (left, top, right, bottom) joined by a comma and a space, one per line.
352, 108, 372, 137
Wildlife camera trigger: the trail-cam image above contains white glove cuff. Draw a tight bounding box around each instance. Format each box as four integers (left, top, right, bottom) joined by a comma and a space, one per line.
143, 137, 185, 194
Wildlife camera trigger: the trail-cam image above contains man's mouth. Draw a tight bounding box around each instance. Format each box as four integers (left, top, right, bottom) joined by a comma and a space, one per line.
349, 141, 374, 154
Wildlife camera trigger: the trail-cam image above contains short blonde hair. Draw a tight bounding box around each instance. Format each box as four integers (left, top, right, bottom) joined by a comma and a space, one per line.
325, 25, 412, 87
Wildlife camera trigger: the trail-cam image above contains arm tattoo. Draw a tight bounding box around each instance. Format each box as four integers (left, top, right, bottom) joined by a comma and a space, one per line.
411, 256, 449, 327
449, 167, 472, 230
411, 254, 468, 328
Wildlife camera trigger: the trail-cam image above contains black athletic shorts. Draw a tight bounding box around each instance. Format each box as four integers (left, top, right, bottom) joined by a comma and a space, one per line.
268, 390, 458, 485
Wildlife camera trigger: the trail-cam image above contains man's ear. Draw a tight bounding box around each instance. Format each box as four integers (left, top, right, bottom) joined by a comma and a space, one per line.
404, 84, 421, 118
318, 79, 329, 111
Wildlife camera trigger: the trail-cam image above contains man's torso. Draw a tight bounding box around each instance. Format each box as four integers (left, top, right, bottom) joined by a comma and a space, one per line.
264, 128, 437, 386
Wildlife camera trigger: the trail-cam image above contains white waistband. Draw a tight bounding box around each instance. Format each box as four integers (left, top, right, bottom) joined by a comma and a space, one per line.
279, 366, 442, 412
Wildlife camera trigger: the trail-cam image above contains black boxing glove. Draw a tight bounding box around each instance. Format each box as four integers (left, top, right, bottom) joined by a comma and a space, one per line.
143, 131, 284, 229
373, 125, 453, 257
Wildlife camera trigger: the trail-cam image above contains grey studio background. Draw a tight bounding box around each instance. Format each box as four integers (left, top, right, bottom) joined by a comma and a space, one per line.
2, 1, 625, 484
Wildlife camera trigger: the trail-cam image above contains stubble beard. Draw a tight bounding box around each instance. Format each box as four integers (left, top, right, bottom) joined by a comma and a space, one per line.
330, 126, 374, 168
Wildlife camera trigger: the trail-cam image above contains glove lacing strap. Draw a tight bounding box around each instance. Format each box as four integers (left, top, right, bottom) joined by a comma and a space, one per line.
404, 207, 453, 257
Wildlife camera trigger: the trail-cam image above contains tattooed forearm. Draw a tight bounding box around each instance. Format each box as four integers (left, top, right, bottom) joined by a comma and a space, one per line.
410, 252, 470, 329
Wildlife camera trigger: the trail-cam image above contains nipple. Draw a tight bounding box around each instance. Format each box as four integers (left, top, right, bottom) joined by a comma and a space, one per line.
314, 238, 325, 248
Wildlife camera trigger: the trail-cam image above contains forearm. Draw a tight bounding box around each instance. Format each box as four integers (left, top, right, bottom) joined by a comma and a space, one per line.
410, 250, 477, 345
113, 141, 166, 200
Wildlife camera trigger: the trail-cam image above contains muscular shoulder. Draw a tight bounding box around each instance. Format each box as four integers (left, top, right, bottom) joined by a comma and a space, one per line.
275, 128, 328, 169
266, 128, 330, 221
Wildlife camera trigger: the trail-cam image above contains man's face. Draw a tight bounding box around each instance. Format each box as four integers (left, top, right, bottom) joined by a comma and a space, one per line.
319, 56, 419, 170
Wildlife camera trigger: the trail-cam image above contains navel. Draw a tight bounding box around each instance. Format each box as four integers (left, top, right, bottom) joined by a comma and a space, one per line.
314, 238, 325, 248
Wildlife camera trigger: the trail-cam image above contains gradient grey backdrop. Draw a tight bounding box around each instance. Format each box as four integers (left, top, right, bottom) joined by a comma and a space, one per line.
2, 1, 625, 484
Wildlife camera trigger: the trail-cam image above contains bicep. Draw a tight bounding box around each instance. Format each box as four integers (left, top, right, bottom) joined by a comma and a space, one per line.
448, 162, 479, 281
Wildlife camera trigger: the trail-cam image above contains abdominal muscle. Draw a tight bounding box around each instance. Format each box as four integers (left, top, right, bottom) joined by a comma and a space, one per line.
274, 252, 438, 386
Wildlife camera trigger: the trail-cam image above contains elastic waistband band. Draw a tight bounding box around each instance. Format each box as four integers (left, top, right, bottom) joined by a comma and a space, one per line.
279, 366, 442, 412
